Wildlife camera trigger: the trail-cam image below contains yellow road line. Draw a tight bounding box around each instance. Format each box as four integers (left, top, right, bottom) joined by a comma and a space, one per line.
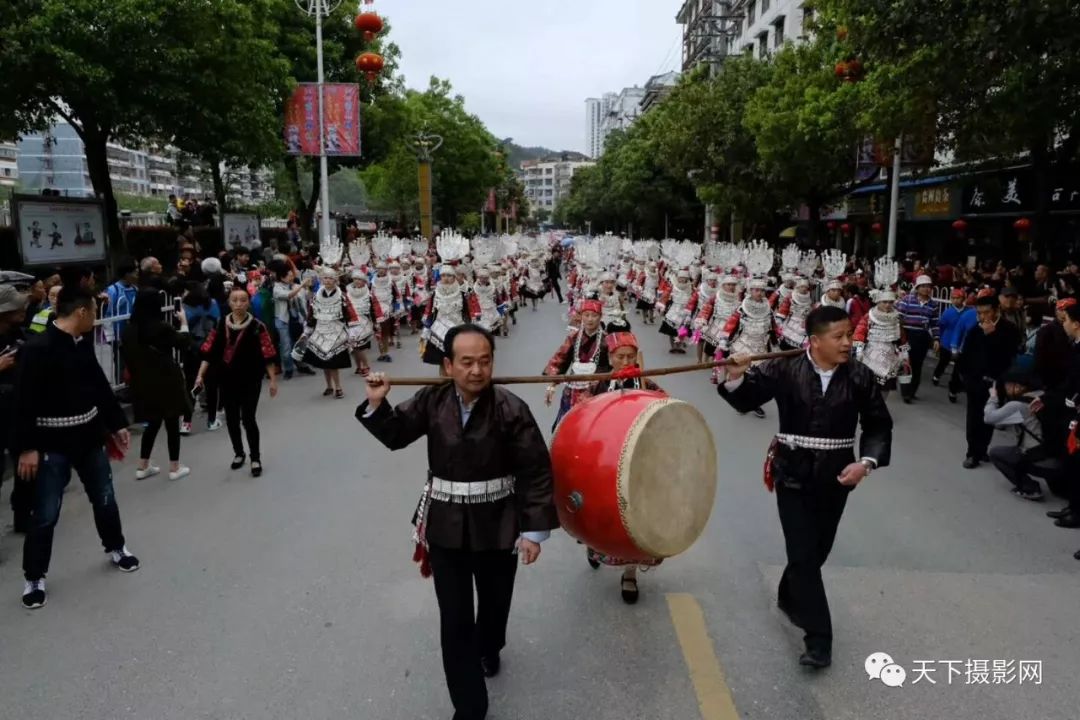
667, 593, 740, 720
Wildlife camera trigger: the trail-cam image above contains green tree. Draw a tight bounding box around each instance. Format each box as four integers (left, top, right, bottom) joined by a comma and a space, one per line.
743, 39, 865, 237
0, 0, 293, 267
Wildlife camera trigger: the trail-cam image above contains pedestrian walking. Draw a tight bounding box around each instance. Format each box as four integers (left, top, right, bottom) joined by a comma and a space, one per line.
932, 289, 973, 398
194, 287, 279, 477
358, 324, 558, 720
14, 285, 140, 610
180, 282, 222, 434
545, 251, 564, 303
718, 306, 893, 668
121, 288, 194, 482
271, 261, 313, 379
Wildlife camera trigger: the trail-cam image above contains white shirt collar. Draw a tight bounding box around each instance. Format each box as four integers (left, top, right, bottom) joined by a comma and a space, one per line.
806, 350, 836, 393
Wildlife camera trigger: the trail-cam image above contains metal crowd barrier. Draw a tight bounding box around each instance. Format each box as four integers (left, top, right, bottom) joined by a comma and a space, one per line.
94, 291, 178, 390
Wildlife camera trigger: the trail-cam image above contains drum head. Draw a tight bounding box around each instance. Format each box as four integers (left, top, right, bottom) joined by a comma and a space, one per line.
619, 399, 717, 558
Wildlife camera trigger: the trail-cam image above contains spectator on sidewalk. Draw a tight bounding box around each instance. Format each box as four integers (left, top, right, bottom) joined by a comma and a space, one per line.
985, 370, 1064, 502
121, 289, 193, 482
932, 289, 971, 397
271, 261, 313, 379
896, 275, 940, 403
14, 285, 140, 610
0, 286, 31, 533
999, 287, 1027, 349
959, 293, 1021, 469
181, 283, 222, 435
1034, 299, 1075, 393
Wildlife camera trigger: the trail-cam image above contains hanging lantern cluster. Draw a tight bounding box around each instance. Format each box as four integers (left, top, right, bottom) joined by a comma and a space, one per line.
951, 218, 968, 233
354, 1, 384, 85
871, 221, 884, 235
1013, 217, 1032, 233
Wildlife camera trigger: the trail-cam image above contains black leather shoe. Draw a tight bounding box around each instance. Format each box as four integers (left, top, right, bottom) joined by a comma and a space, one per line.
1047, 506, 1072, 519
962, 457, 979, 469
1074, 549, 1080, 561
1054, 513, 1080, 529
480, 654, 500, 678
798, 648, 832, 669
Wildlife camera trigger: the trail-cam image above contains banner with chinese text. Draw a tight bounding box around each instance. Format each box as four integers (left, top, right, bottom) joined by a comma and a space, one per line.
284, 83, 361, 157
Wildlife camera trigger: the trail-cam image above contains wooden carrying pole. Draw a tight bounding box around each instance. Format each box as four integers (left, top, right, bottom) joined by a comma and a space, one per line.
379, 349, 803, 387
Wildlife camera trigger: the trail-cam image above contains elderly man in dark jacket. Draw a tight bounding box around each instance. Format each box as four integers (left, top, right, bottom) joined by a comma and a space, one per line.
719, 305, 893, 670
357, 323, 558, 720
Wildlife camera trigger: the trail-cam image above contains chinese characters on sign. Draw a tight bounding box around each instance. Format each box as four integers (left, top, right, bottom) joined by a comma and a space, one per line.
961, 171, 1033, 215
284, 83, 362, 157
914, 186, 952, 217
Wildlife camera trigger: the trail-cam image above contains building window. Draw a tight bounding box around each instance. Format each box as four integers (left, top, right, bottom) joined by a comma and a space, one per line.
758, 31, 769, 58
761, 0, 770, 12
3, 168, 10, 177
744, 43, 755, 55
747, 0, 755, 24
801, 5, 814, 34
773, 16, 785, 46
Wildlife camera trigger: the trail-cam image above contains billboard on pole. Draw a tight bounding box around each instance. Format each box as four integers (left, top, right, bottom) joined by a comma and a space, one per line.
284, 83, 361, 157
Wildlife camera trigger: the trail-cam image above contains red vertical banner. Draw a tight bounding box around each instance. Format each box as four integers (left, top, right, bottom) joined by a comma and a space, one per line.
284, 83, 361, 157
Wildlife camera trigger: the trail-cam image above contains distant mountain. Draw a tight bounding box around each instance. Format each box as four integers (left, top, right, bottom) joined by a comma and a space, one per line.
499, 139, 584, 170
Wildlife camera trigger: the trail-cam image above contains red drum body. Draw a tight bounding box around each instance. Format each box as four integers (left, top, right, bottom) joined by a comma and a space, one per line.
551, 390, 717, 562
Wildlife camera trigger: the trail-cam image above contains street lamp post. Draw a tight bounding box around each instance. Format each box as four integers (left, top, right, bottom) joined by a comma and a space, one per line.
409, 130, 443, 241
296, 0, 342, 250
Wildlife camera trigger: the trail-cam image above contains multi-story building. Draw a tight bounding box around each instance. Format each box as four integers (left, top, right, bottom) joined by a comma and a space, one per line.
584, 86, 647, 158
640, 71, 682, 114
522, 153, 595, 213
725, 0, 814, 59
17, 120, 273, 207
0, 142, 19, 188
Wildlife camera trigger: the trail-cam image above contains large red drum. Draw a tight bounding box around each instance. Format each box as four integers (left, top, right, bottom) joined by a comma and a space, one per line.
551, 390, 717, 562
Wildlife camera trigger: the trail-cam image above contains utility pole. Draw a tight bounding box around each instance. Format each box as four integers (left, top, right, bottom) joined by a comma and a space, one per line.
886, 136, 903, 258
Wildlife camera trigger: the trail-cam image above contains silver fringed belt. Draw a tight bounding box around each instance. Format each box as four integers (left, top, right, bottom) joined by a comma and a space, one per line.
775, 434, 855, 451
36, 407, 99, 428
430, 476, 514, 504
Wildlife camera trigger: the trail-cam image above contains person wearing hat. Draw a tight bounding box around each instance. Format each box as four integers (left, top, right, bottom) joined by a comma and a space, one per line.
933, 288, 975, 401
388, 261, 410, 349
298, 266, 362, 399
775, 277, 815, 350
421, 266, 474, 368
998, 286, 1027, 346
543, 298, 611, 429
583, 330, 664, 603
371, 262, 402, 363
345, 271, 377, 376
0, 285, 31, 532
656, 269, 698, 354
895, 275, 940, 403
958, 293, 1021, 469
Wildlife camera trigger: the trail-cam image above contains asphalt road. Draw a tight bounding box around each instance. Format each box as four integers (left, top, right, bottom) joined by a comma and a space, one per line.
2, 298, 1078, 720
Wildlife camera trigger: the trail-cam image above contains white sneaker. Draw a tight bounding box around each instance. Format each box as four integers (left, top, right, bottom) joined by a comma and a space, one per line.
179, 422, 192, 436
207, 419, 223, 431
135, 465, 160, 480
21, 579, 46, 609
169, 466, 190, 481
110, 547, 140, 572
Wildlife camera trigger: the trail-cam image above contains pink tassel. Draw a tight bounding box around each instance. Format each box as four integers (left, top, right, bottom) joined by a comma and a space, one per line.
677, 325, 689, 339
690, 329, 702, 345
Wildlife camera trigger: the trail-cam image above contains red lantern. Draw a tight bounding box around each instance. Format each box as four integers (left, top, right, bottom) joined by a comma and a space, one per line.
871, 222, 883, 234
844, 59, 863, 82
834, 61, 848, 78
841, 223, 852, 235
354, 12, 383, 42
1013, 217, 1031, 232
826, 220, 837, 231
355, 51, 385, 83
951, 219, 968, 232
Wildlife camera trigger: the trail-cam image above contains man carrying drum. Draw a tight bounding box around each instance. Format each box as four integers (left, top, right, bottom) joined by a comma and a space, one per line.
718, 305, 893, 669
357, 323, 558, 720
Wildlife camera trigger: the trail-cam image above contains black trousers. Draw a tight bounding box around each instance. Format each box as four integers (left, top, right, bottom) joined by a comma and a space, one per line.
776, 480, 849, 653
902, 330, 932, 399
549, 279, 563, 303
141, 416, 181, 462
0, 446, 31, 529
988, 445, 1061, 494
965, 383, 994, 460
428, 543, 518, 720
931, 348, 964, 394
221, 379, 262, 461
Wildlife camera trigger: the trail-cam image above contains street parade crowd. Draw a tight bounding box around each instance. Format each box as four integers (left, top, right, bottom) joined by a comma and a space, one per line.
2, 227, 1080, 720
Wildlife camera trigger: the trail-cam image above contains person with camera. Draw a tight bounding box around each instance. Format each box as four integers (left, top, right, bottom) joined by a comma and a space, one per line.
121, 288, 194, 482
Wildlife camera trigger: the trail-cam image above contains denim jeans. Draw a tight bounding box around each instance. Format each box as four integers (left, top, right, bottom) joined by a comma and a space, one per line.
22, 446, 126, 581
275, 318, 295, 374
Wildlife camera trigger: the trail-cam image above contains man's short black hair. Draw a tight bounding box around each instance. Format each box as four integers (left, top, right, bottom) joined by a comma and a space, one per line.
444, 323, 496, 361
976, 295, 999, 309
1064, 302, 1080, 323
806, 305, 850, 337
54, 285, 96, 318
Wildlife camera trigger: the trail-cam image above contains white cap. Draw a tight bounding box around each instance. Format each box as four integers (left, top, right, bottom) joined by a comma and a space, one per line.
201, 257, 223, 275
874, 289, 897, 303
677, 269, 691, 280
749, 277, 768, 290
721, 275, 738, 286
825, 279, 844, 292
915, 274, 933, 287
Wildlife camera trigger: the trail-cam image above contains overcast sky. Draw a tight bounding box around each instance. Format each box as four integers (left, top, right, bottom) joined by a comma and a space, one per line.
381, 0, 684, 153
